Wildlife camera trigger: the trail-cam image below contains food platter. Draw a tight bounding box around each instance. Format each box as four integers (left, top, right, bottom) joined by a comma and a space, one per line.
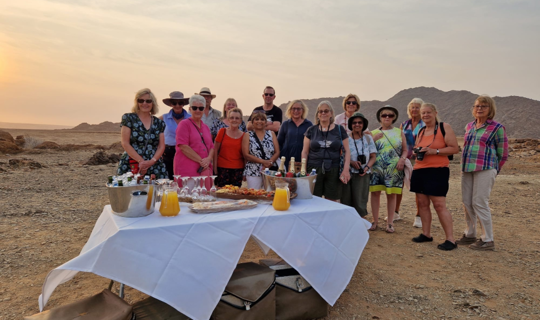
216, 185, 296, 201
189, 200, 258, 214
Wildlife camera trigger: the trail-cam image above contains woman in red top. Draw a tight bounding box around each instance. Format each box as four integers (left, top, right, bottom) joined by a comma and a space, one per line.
410, 103, 460, 251
213, 108, 245, 187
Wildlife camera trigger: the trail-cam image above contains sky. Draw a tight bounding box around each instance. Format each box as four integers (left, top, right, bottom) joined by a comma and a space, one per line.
1, 0, 539, 127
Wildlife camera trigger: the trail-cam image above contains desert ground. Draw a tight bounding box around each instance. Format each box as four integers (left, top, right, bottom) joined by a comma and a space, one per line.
0, 129, 539, 320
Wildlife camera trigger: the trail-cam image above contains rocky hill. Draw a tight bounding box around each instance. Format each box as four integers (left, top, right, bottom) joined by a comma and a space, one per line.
68, 121, 120, 132
278, 87, 540, 138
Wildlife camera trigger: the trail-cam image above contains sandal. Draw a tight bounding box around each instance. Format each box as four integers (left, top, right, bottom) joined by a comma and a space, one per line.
412, 234, 433, 243
368, 222, 378, 231
437, 240, 458, 251
385, 224, 394, 233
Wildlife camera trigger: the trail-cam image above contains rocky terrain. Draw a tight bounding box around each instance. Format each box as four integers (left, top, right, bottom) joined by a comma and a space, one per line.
278, 87, 540, 138
0, 129, 539, 320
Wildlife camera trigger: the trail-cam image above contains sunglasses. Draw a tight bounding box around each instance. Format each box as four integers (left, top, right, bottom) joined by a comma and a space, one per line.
170, 101, 185, 106
346, 101, 358, 105
380, 114, 395, 118
137, 99, 152, 104
318, 109, 330, 114
264, 93, 275, 97
473, 105, 489, 109
352, 121, 363, 125
291, 108, 302, 111
191, 106, 205, 111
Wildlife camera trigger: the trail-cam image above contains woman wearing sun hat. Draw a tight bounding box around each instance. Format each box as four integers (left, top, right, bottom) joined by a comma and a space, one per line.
341, 112, 377, 217
369, 106, 407, 233
159, 91, 191, 180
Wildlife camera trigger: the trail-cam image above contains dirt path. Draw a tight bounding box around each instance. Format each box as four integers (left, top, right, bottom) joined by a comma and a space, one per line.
0, 133, 539, 319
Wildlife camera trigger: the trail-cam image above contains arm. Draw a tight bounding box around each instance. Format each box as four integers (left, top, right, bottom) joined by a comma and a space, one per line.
265, 121, 281, 132
247, 121, 253, 131
495, 126, 509, 171
213, 141, 221, 174
270, 131, 280, 163
201, 148, 214, 169
179, 145, 204, 164
396, 131, 407, 171
141, 133, 166, 172
120, 126, 144, 163
419, 124, 459, 156
301, 136, 310, 162
340, 137, 351, 183
359, 153, 377, 177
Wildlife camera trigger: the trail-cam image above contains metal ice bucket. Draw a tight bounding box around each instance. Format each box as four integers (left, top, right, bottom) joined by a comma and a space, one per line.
262, 171, 317, 199
106, 183, 156, 218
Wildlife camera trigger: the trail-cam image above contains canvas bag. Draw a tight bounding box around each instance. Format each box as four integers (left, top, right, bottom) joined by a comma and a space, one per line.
259, 259, 328, 320
211, 262, 276, 320
24, 289, 132, 320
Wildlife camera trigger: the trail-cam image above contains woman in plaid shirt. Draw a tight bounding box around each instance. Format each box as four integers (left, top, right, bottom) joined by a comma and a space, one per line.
457, 95, 508, 251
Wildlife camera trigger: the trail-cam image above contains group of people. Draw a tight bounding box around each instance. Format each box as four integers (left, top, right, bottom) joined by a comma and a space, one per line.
117, 86, 508, 252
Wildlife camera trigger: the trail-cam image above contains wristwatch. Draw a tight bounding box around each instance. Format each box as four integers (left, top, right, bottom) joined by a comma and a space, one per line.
436, 149, 440, 155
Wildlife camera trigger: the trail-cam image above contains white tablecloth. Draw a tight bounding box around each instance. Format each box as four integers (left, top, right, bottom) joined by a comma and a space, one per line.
39, 197, 370, 320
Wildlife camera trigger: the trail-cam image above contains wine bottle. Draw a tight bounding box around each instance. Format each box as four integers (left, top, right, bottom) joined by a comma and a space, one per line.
278, 156, 286, 176
299, 158, 307, 177
286, 157, 295, 177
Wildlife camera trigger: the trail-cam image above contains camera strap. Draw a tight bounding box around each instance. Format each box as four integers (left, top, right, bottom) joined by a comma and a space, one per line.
414, 122, 438, 150
380, 128, 402, 158
352, 132, 364, 158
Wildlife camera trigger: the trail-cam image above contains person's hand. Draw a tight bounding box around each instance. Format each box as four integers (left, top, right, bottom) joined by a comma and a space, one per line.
261, 159, 273, 168
397, 158, 405, 171
242, 175, 247, 182
213, 167, 218, 175
340, 171, 350, 184
200, 157, 211, 169
364, 129, 372, 136
351, 161, 361, 170
139, 167, 148, 176
139, 160, 153, 171
373, 132, 383, 141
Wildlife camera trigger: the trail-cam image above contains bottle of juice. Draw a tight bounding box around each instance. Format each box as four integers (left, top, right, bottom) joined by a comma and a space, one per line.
272, 180, 290, 211
160, 187, 180, 216
146, 181, 154, 210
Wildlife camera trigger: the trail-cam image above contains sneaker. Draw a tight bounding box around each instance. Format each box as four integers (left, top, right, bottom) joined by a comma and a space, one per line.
469, 240, 495, 251
384, 212, 401, 222
412, 216, 422, 228
456, 234, 477, 245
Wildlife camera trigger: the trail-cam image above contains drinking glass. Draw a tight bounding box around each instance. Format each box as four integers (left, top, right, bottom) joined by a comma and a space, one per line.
200, 176, 208, 196
209, 176, 218, 199
180, 177, 190, 197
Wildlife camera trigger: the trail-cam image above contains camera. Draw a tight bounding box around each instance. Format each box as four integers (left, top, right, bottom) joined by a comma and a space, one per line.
357, 154, 366, 164
413, 147, 426, 161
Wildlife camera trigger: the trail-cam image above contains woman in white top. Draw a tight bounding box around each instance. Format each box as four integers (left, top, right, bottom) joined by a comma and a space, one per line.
341, 112, 377, 217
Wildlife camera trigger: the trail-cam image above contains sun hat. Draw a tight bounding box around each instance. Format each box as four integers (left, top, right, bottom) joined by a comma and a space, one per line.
348, 112, 369, 131
163, 91, 189, 106
376, 105, 399, 124
196, 87, 216, 98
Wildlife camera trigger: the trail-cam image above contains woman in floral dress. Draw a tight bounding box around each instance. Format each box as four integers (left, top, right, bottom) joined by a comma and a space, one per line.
369, 106, 407, 233
117, 88, 167, 178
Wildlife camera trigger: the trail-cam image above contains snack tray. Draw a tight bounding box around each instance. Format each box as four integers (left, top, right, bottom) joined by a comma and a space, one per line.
189, 200, 258, 214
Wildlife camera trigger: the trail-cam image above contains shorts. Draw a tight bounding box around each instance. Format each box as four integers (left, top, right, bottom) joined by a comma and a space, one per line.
410, 167, 450, 197
309, 166, 342, 200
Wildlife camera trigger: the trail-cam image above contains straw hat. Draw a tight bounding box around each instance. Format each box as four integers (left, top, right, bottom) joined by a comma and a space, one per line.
196, 87, 216, 98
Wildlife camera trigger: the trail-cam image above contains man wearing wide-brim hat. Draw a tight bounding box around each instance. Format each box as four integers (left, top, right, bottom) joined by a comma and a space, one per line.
159, 91, 191, 179
195, 87, 222, 128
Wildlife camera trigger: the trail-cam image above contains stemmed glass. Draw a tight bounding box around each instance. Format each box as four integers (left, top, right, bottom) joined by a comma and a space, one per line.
173, 175, 181, 185
200, 176, 208, 197
209, 176, 218, 199
180, 177, 190, 197
191, 177, 200, 200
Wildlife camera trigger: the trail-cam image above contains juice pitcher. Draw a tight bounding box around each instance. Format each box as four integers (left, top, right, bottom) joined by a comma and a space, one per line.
159, 185, 180, 217
272, 180, 290, 211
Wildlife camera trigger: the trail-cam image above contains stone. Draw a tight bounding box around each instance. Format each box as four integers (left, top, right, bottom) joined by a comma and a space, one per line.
35, 141, 61, 149
0, 141, 23, 154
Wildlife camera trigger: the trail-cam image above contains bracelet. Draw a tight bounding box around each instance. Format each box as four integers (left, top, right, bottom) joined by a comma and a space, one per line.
151, 158, 157, 162
436, 149, 440, 155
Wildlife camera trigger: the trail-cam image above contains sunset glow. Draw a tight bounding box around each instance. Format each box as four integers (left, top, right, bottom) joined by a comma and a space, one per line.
0, 0, 539, 127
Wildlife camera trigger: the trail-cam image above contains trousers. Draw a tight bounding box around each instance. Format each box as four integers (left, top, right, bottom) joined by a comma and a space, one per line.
461, 169, 497, 242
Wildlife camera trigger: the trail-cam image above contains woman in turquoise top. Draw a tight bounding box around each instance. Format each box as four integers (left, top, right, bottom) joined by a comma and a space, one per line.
369, 106, 407, 233
159, 91, 191, 180
394, 97, 425, 227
